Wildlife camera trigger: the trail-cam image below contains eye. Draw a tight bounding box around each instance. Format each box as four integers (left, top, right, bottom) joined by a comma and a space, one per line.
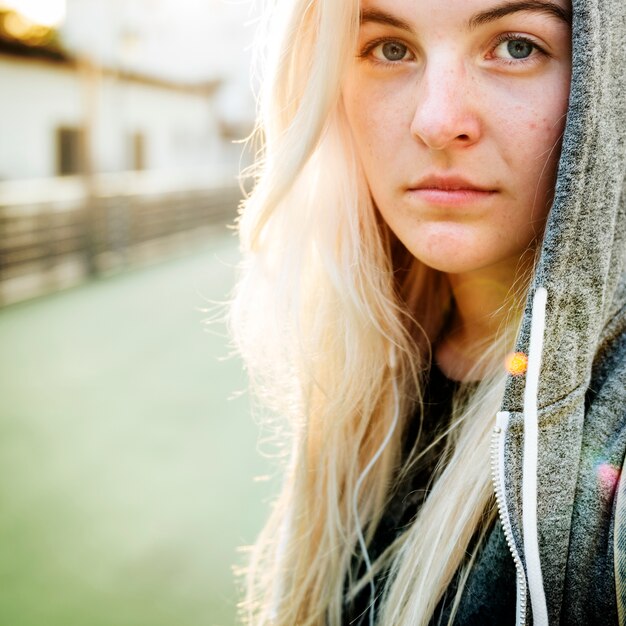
378, 41, 409, 61
365, 39, 414, 63
492, 35, 544, 62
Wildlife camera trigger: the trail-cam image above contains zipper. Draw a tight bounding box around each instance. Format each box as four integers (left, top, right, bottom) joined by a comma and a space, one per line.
491, 411, 528, 626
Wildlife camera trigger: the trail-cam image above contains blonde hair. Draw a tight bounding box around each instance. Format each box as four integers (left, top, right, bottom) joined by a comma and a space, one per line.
231, 0, 533, 624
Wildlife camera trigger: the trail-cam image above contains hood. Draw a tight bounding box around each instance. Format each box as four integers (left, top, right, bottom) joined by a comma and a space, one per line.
505, 0, 626, 412
496, 0, 626, 623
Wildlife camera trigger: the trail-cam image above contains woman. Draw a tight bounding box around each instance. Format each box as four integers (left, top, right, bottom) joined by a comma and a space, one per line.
230, 0, 626, 623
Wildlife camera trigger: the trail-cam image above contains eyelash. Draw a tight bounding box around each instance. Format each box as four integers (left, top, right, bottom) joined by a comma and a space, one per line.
358, 33, 549, 70
491, 32, 548, 65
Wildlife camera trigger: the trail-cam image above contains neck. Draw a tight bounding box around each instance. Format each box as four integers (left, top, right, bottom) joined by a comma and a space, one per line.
435, 255, 530, 382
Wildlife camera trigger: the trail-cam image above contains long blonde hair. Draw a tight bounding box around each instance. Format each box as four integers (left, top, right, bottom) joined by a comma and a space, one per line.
230, 0, 532, 623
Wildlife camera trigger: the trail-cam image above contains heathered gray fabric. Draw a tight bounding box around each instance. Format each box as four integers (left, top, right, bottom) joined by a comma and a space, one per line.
478, 0, 626, 623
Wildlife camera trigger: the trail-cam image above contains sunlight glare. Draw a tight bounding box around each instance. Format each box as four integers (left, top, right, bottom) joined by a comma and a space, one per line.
0, 0, 66, 27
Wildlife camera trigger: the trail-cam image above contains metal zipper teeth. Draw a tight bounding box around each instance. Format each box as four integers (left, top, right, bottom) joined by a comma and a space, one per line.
491, 411, 528, 626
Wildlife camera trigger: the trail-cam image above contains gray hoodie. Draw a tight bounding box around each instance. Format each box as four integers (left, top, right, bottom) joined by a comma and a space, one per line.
448, 0, 626, 623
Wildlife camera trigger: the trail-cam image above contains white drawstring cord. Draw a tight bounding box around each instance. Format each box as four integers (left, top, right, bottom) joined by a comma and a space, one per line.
522, 287, 549, 626
352, 346, 400, 626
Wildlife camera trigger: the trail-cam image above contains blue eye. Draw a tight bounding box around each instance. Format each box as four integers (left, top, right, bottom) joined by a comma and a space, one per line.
507, 40, 534, 59
493, 36, 542, 62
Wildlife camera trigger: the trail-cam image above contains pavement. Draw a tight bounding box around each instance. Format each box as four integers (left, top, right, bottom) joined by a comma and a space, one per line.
0, 228, 275, 626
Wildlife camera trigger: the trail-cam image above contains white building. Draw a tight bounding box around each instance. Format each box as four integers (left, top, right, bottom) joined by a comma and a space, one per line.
0, 2, 257, 305
0, 2, 255, 184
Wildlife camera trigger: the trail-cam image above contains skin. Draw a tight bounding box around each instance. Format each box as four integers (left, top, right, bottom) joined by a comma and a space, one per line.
342, 0, 572, 379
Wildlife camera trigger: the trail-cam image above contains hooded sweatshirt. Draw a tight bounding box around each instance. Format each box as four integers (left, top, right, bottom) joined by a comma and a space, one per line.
446, 0, 626, 623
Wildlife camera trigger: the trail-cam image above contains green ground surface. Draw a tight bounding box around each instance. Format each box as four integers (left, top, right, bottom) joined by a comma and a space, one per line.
0, 230, 276, 626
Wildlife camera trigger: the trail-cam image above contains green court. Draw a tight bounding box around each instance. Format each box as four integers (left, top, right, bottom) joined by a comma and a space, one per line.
0, 229, 275, 626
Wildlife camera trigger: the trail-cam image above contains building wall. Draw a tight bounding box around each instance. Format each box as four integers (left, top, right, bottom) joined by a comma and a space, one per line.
0, 56, 82, 180
0, 53, 235, 184
92, 72, 222, 179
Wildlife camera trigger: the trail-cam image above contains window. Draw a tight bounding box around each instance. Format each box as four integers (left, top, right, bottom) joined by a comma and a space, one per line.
56, 126, 85, 176
130, 131, 145, 171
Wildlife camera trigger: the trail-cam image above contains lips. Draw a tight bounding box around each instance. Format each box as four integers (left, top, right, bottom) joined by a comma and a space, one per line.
407, 174, 497, 207
410, 174, 495, 192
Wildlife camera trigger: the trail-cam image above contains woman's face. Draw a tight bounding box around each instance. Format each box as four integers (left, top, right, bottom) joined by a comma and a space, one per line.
342, 0, 572, 275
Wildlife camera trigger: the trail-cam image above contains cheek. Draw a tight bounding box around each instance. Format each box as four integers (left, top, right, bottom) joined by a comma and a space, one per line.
502, 78, 569, 165
343, 79, 412, 170
526, 116, 566, 207
494, 90, 568, 218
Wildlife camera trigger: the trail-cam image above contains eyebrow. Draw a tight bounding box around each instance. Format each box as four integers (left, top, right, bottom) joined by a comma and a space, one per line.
359, 1, 572, 33
359, 9, 413, 32
468, 1, 572, 29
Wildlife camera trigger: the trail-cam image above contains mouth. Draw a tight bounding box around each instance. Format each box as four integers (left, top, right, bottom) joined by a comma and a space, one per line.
408, 174, 498, 207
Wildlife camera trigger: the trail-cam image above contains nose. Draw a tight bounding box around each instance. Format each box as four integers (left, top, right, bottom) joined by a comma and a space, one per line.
410, 59, 481, 151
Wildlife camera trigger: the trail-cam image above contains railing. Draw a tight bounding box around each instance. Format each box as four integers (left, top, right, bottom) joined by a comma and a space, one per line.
0, 172, 242, 306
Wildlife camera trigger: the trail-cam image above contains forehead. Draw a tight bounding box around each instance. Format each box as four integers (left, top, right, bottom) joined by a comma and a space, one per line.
358, 0, 572, 31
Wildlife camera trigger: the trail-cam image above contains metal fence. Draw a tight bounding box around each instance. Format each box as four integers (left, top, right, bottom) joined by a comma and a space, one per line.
0, 174, 242, 306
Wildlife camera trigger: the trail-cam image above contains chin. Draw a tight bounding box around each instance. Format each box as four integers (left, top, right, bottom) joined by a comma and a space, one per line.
407, 241, 524, 275
411, 254, 488, 274
393, 226, 493, 274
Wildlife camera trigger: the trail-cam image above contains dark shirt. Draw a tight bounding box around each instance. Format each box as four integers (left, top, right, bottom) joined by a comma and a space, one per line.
342, 366, 517, 625
343, 365, 465, 626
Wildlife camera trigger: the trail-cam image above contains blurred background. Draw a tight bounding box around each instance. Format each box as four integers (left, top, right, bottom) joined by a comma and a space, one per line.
0, 1, 276, 624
